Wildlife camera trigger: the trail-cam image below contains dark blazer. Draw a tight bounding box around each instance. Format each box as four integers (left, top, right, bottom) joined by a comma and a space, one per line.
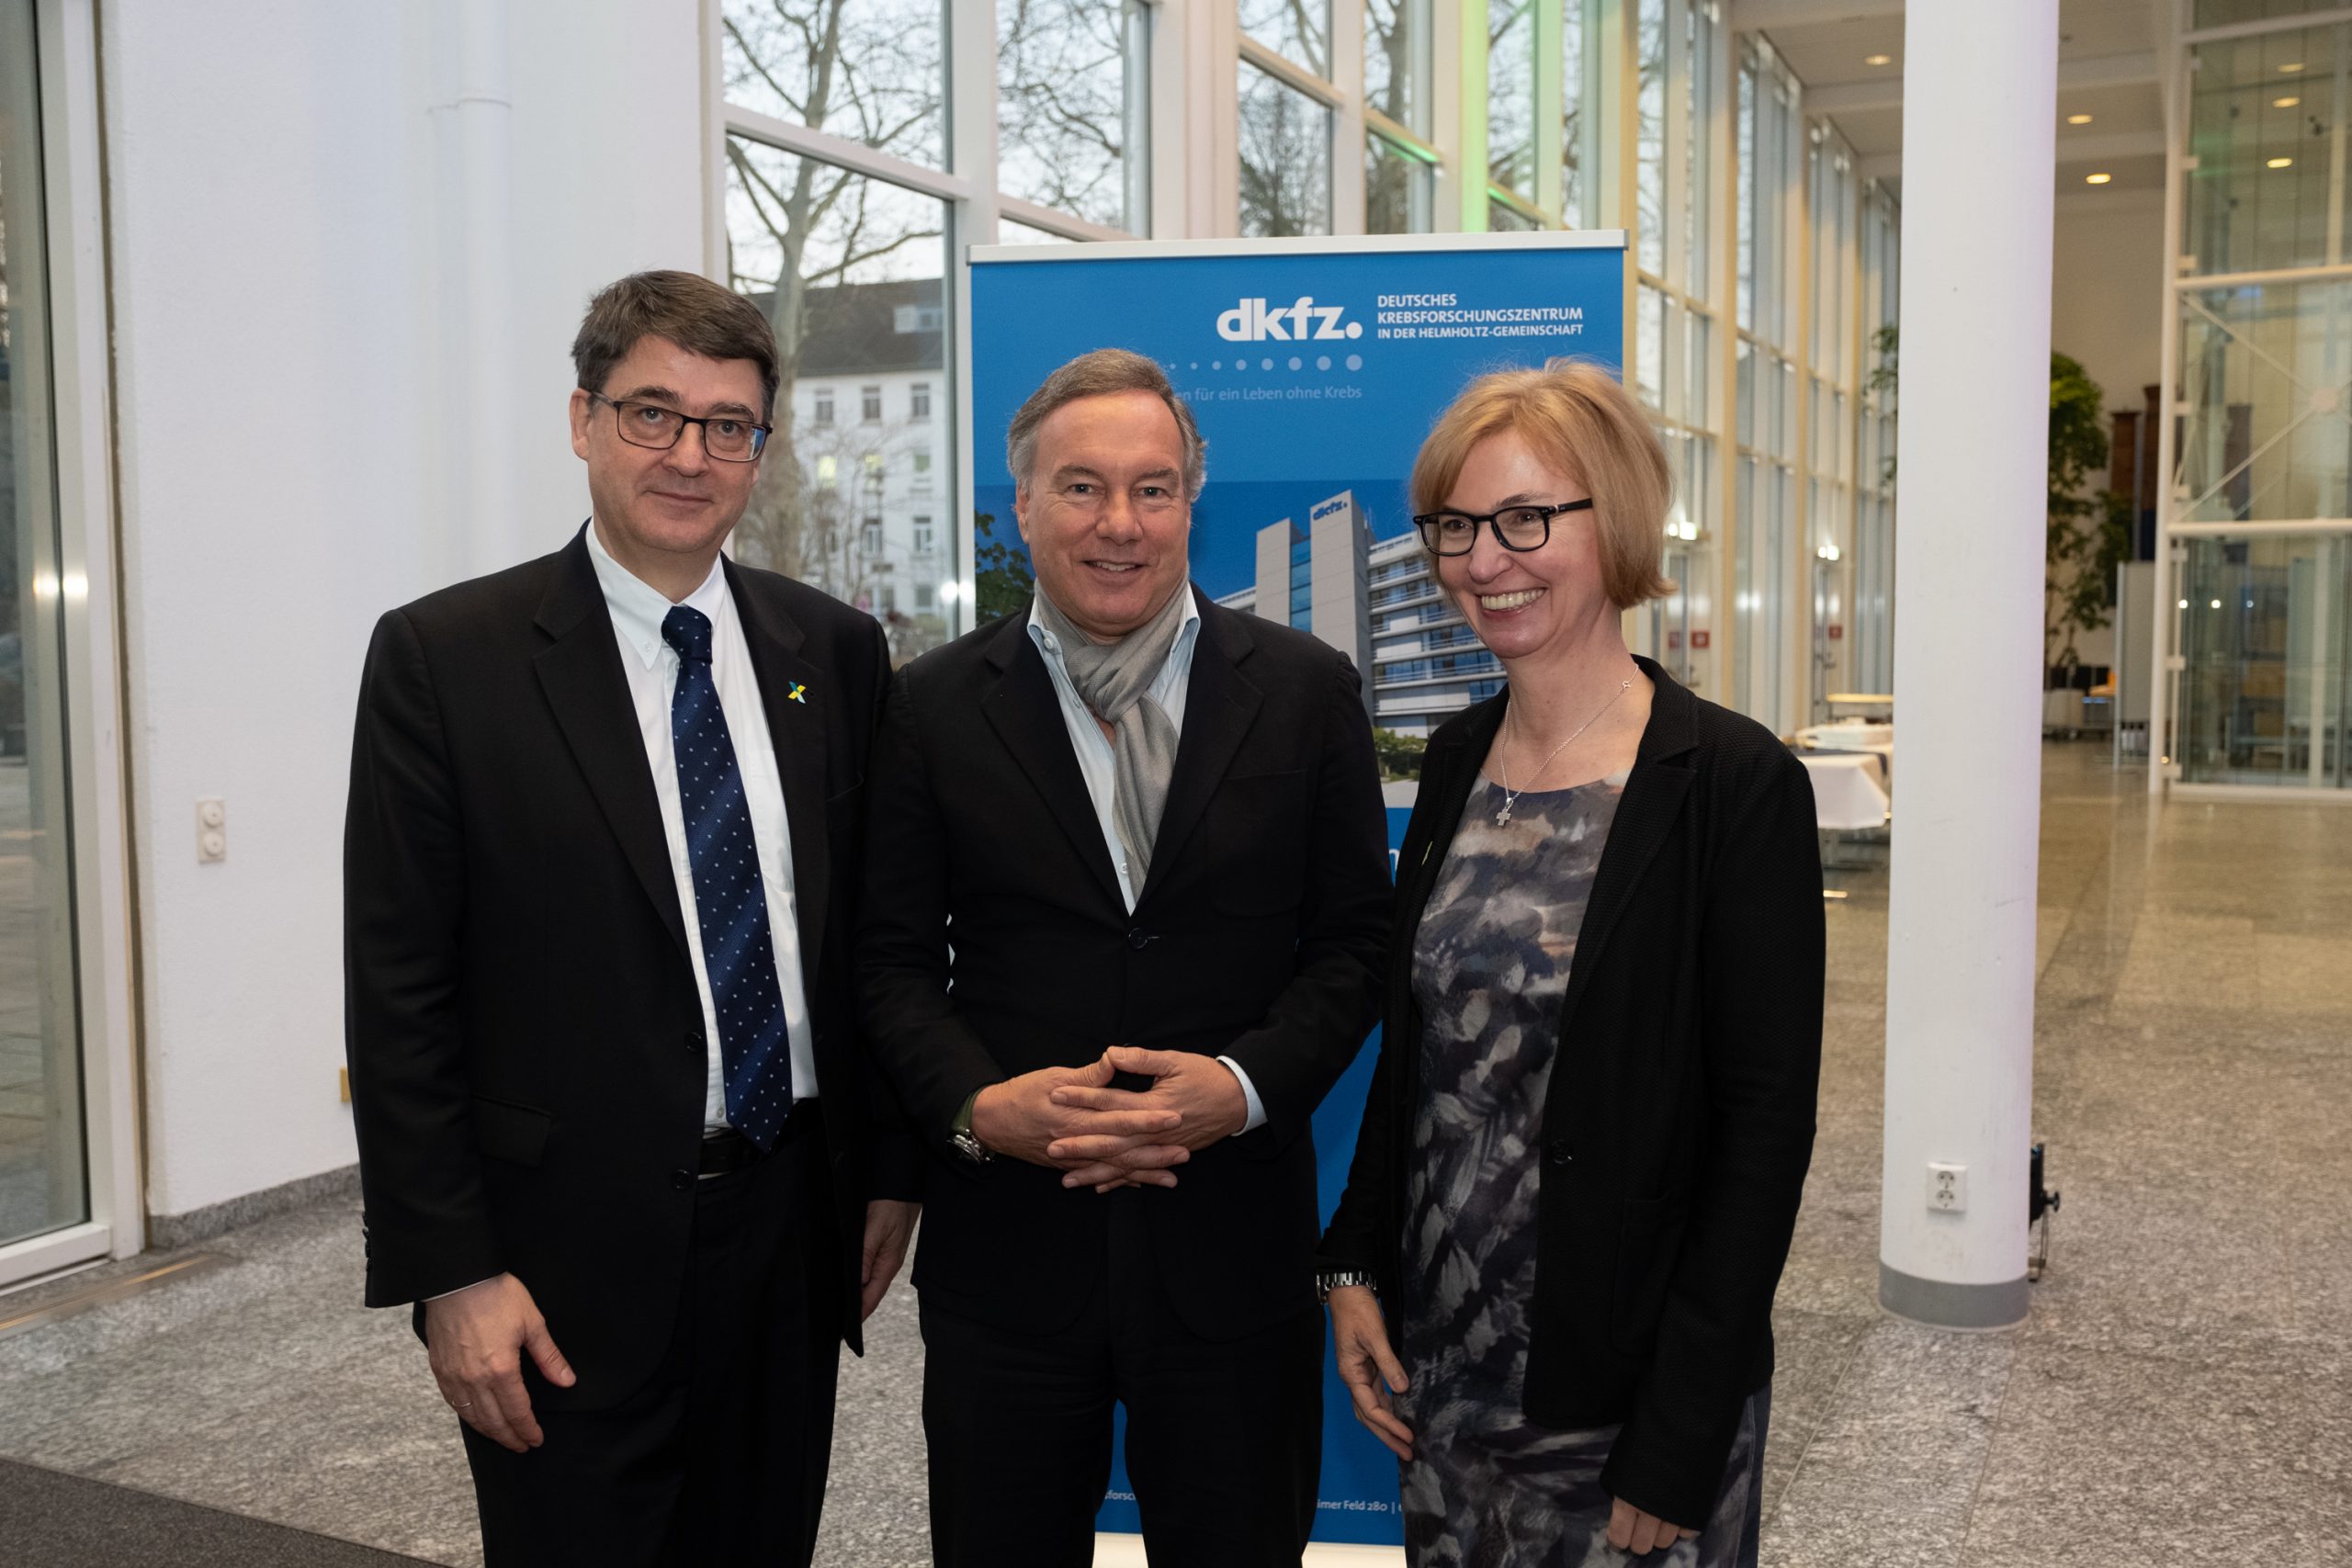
1318, 657, 1822, 1528
344, 526, 918, 1410
855, 590, 1390, 1341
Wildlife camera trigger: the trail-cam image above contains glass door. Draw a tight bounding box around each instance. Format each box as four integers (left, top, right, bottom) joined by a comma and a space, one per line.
0, 0, 89, 1251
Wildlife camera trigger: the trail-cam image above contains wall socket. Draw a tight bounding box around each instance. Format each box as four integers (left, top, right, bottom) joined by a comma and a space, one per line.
196, 797, 227, 863
1928, 1161, 1968, 1213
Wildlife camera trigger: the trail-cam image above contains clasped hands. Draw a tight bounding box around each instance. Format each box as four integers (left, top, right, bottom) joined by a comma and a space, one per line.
970, 1045, 1247, 1193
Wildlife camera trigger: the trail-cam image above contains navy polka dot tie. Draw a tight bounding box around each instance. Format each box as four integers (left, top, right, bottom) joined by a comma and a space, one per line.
662, 605, 795, 1151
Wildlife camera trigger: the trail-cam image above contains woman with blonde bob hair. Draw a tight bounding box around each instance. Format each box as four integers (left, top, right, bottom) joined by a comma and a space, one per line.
1317, 363, 1822, 1566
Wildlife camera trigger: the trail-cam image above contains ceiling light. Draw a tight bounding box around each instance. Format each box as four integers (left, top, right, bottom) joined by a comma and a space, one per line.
2270, 156, 2295, 168
2085, 172, 2113, 185
2066, 113, 2093, 125
2279, 62, 2306, 73
1864, 53, 1892, 66
2276, 96, 2302, 107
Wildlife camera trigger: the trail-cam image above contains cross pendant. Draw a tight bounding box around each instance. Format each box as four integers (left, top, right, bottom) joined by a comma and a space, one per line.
1494, 805, 1513, 827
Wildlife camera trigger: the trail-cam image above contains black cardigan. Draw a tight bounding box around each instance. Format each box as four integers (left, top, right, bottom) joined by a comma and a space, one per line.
1317, 657, 1823, 1528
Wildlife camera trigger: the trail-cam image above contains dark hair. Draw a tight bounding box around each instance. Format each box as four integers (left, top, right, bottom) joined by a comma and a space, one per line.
571, 271, 780, 420
1006, 348, 1207, 500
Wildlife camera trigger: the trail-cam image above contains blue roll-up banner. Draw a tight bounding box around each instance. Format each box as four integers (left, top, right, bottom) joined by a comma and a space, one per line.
963, 231, 1626, 1552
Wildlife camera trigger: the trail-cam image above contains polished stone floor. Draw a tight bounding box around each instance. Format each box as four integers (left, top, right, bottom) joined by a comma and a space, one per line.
1, 742, 2346, 1566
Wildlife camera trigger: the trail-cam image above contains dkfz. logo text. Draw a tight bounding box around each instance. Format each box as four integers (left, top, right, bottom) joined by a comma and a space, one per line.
1216, 297, 1366, 343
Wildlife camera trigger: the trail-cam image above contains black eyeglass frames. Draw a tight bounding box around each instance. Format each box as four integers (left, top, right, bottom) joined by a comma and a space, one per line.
587, 392, 771, 463
1411, 498, 1594, 557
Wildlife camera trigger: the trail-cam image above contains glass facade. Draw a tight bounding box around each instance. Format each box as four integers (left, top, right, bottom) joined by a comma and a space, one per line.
2161, 6, 2352, 791
997, 1, 1153, 235
716, 0, 1904, 732
2177, 535, 2349, 786
0, 0, 89, 1251
1240, 59, 1335, 237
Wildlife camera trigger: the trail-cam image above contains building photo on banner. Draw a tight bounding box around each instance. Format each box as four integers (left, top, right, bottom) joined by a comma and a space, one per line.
967, 230, 1628, 1553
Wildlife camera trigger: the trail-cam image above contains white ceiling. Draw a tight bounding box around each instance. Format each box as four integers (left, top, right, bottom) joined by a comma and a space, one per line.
1740, 0, 2171, 197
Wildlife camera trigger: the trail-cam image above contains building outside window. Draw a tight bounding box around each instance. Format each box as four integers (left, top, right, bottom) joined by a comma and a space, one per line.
720, 0, 956, 661
910, 381, 931, 421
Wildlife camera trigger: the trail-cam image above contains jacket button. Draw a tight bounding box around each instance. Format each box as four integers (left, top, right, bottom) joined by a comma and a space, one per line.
671, 1168, 695, 1190
1127, 928, 1151, 950
1544, 1140, 1573, 1166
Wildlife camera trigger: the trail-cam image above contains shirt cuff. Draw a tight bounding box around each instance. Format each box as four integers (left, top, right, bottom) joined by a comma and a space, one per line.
424, 1275, 500, 1303
1216, 1055, 1269, 1134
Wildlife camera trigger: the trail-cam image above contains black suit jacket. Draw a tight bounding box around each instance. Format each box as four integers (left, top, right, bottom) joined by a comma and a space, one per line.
344, 526, 918, 1410
855, 590, 1390, 1340
1319, 658, 1823, 1528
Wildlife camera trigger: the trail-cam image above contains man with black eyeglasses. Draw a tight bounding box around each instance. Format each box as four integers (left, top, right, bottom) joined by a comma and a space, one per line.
345, 270, 918, 1566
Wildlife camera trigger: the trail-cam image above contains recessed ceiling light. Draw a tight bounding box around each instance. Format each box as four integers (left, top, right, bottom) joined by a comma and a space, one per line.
2085, 172, 2113, 185
2066, 113, 2093, 125
2279, 62, 2306, 73
2269, 156, 2295, 168
1864, 53, 1892, 66
2276, 96, 2302, 107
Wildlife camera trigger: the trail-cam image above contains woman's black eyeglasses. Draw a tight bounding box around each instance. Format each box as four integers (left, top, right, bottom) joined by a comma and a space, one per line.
1411, 499, 1594, 557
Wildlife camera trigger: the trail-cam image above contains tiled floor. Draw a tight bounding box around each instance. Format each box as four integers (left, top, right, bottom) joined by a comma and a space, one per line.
1, 741, 2346, 1566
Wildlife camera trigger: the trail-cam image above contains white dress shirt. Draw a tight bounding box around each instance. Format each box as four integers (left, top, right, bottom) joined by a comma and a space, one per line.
589, 524, 818, 1131
1025, 589, 1266, 1133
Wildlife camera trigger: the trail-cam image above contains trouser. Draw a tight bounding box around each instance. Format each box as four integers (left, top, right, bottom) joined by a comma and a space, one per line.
920, 1258, 1323, 1568
460, 1111, 841, 1567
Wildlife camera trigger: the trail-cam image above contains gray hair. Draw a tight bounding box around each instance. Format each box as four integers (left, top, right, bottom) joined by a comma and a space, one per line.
1006, 348, 1207, 501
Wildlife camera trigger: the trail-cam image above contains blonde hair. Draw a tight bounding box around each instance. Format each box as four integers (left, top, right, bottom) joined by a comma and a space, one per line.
1409, 361, 1675, 609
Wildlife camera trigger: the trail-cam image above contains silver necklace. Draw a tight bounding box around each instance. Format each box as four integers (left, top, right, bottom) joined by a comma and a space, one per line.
1493, 675, 1634, 826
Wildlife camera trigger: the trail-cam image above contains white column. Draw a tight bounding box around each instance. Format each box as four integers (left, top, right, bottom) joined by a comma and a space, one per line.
1879, 0, 2057, 1330
431, 0, 523, 577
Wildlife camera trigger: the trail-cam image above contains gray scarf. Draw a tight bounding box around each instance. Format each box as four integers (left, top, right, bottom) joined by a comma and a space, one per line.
1034, 582, 1190, 887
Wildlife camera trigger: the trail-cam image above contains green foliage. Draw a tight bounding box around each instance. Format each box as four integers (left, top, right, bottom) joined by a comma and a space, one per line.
971, 510, 1035, 623
1373, 727, 1428, 782
2045, 354, 2126, 674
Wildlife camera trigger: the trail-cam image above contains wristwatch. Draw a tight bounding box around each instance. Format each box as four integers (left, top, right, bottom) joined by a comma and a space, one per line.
1316, 1269, 1374, 1303
951, 1089, 993, 1166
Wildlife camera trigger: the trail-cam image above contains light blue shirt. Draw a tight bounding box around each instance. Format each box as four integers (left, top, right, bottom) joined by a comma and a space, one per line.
1025, 588, 1267, 1134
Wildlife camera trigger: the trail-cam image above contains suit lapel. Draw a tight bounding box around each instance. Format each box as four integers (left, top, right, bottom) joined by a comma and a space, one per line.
982, 609, 1126, 910
1555, 657, 1698, 1030
729, 561, 832, 987
1137, 593, 1261, 906
532, 532, 691, 961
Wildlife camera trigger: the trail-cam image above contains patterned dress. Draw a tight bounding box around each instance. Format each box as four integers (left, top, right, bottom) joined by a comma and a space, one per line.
1399, 775, 1764, 1568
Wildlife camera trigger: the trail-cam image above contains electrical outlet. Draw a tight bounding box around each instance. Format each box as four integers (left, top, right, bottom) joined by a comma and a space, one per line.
1928, 1161, 1967, 1213
196, 797, 227, 863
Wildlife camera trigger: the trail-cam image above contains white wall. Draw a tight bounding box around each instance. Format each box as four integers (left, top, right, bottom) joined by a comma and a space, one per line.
2052, 189, 2165, 423
104, 0, 706, 1221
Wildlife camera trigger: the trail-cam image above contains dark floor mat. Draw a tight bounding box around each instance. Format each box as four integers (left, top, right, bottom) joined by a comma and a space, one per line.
0, 1457, 443, 1566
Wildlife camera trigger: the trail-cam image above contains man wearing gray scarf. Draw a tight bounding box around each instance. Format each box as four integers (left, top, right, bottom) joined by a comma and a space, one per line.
858, 349, 1392, 1567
